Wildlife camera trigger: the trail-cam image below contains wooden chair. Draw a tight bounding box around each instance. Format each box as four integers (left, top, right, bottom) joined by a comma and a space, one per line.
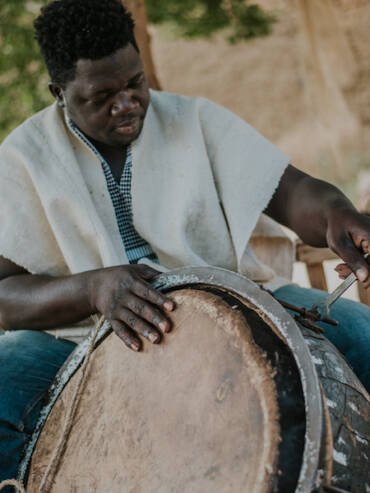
296, 241, 370, 306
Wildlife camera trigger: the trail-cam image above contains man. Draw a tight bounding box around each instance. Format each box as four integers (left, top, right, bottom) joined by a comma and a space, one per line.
0, 0, 369, 484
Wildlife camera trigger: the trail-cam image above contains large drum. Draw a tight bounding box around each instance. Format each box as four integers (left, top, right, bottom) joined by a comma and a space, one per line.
18, 268, 369, 492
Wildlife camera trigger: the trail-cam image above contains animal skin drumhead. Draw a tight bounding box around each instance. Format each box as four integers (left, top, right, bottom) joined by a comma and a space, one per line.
27, 289, 281, 492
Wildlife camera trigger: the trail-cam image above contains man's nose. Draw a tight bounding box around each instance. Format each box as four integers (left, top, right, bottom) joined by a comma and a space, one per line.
111, 90, 137, 116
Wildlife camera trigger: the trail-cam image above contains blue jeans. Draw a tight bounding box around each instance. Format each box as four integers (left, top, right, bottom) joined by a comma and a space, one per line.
0, 330, 76, 489
274, 284, 370, 393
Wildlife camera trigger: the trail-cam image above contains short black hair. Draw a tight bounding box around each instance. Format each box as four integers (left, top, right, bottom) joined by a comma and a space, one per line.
34, 0, 139, 87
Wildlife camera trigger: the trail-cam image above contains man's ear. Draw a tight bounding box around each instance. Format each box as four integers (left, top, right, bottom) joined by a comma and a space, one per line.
49, 83, 66, 107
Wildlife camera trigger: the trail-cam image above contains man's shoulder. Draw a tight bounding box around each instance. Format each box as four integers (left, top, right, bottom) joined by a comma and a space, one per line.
149, 89, 197, 106
1, 103, 62, 149
148, 90, 251, 141
149, 89, 219, 116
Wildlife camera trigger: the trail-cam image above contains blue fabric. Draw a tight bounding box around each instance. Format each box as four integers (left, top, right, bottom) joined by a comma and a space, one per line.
273, 283, 370, 393
0, 330, 76, 488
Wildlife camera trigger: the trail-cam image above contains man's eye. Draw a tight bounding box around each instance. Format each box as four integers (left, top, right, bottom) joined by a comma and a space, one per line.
129, 76, 144, 88
91, 95, 109, 105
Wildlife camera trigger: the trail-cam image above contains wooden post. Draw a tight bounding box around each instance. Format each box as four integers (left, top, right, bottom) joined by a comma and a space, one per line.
296, 242, 337, 292
305, 263, 328, 292
121, 0, 161, 90
358, 282, 370, 306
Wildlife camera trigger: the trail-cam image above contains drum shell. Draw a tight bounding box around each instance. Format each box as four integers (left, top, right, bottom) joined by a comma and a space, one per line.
298, 325, 370, 492
19, 267, 370, 492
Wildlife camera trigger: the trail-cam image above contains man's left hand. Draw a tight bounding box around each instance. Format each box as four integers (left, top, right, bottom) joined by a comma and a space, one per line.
326, 209, 370, 288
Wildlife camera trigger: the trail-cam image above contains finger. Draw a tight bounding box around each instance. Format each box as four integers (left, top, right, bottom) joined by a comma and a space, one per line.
363, 254, 370, 289
125, 294, 171, 334
334, 265, 350, 280
110, 320, 141, 352
360, 239, 369, 255
131, 279, 175, 312
334, 263, 352, 277
135, 264, 161, 280
332, 235, 370, 283
118, 307, 162, 344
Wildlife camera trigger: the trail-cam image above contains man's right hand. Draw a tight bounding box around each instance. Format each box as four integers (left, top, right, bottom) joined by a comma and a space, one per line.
88, 264, 174, 351
0, 257, 174, 351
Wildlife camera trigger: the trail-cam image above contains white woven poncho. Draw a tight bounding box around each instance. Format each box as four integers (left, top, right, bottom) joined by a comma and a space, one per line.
0, 90, 291, 341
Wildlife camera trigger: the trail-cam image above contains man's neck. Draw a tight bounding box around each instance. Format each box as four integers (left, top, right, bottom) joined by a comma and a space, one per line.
71, 121, 127, 183
92, 140, 127, 184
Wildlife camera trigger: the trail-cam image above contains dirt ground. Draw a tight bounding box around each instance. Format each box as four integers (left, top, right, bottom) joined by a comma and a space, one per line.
150, 0, 370, 205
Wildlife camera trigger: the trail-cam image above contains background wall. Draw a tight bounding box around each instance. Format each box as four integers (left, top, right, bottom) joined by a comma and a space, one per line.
151, 0, 370, 206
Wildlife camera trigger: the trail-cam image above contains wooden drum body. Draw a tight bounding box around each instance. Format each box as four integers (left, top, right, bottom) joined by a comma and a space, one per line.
19, 268, 370, 492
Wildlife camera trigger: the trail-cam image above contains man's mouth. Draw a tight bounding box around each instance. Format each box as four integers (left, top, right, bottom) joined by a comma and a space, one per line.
114, 116, 141, 135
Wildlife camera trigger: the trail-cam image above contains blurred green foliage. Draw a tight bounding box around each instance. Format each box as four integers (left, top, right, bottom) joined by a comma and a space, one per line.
0, 0, 276, 142
146, 0, 276, 42
0, 1, 50, 142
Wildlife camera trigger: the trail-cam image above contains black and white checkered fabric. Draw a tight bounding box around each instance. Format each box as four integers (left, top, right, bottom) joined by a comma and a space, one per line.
69, 121, 158, 264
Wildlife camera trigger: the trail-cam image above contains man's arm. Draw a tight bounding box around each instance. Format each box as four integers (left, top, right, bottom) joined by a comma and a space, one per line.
0, 256, 174, 351
265, 165, 370, 288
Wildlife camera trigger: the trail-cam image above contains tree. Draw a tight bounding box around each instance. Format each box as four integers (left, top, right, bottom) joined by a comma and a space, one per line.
0, 0, 277, 141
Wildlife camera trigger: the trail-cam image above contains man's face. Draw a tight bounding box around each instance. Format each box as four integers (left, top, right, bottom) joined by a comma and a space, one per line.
53, 43, 150, 148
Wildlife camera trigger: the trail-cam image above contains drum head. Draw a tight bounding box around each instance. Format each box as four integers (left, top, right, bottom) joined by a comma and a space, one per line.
27, 289, 285, 492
